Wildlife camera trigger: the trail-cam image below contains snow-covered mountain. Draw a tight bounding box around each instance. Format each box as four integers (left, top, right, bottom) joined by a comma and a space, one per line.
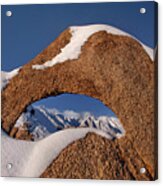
14, 105, 125, 141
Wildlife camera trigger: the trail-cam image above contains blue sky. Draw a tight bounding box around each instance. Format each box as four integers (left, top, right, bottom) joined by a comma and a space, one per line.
33, 94, 116, 117
1, 2, 157, 117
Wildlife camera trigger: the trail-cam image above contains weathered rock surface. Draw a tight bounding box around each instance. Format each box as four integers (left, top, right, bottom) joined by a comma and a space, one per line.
41, 133, 152, 180
1, 28, 157, 179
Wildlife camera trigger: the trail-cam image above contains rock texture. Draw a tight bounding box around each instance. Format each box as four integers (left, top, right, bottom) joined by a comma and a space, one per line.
1, 28, 157, 180
41, 133, 152, 180
10, 124, 33, 141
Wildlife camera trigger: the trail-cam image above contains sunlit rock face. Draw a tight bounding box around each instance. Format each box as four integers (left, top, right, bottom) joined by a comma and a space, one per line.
1, 25, 156, 180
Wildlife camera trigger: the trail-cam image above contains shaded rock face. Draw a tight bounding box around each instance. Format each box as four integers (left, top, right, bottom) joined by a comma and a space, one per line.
1, 29, 157, 180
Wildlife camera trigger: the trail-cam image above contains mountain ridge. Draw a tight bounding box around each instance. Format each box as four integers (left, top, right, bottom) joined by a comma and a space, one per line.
13, 105, 125, 141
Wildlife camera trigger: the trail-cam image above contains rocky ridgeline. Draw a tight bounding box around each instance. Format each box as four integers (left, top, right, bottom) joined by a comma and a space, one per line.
10, 105, 124, 141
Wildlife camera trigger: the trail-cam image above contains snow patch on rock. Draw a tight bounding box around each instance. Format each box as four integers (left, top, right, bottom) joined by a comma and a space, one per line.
32, 24, 154, 70
1, 68, 20, 90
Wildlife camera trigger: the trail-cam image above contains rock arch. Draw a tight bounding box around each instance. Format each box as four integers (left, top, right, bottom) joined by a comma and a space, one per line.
1, 27, 156, 179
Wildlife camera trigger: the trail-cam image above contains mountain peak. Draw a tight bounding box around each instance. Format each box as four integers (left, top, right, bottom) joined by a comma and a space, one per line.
13, 105, 125, 141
